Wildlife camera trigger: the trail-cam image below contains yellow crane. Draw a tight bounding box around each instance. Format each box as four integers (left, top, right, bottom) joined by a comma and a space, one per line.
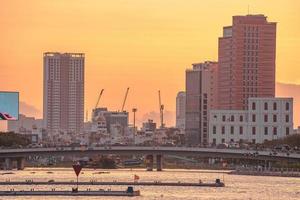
158, 90, 165, 128
92, 89, 104, 121
121, 87, 130, 112
95, 89, 104, 110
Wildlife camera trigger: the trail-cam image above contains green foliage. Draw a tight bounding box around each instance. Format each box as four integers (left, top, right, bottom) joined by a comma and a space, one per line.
262, 134, 300, 147
0, 132, 30, 147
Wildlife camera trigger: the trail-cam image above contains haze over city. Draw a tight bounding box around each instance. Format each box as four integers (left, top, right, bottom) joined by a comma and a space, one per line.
0, 0, 300, 131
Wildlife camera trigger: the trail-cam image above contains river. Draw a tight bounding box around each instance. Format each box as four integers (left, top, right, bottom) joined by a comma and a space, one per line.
0, 168, 299, 199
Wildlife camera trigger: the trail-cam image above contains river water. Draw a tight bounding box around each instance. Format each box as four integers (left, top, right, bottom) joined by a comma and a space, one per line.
0, 168, 299, 200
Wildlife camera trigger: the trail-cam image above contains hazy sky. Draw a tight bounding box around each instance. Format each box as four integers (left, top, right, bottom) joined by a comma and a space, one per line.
0, 0, 300, 127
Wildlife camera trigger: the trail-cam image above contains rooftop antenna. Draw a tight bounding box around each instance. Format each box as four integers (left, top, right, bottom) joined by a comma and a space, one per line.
247, 5, 250, 15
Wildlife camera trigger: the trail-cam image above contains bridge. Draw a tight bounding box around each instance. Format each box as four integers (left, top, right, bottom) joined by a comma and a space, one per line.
0, 146, 299, 171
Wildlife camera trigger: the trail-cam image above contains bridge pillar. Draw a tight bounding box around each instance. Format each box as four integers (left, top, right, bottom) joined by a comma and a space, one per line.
145, 155, 154, 171
4, 158, 12, 170
268, 161, 272, 171
17, 158, 25, 170
156, 154, 163, 171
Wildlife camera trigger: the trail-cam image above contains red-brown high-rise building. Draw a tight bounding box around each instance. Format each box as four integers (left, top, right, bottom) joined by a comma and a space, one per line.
218, 15, 276, 110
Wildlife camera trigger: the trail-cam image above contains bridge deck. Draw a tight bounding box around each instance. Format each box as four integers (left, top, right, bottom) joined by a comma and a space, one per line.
0, 181, 225, 187
0, 146, 298, 161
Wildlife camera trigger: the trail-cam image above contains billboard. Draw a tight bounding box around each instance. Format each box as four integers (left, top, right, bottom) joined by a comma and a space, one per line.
0, 91, 19, 120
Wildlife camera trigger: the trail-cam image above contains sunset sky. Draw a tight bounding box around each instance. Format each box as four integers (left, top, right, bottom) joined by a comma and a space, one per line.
0, 0, 300, 129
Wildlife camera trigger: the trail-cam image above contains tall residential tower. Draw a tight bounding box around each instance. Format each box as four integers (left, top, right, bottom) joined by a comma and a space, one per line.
43, 52, 84, 135
218, 15, 276, 110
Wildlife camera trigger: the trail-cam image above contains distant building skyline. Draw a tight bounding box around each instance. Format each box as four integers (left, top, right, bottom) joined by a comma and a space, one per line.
43, 52, 85, 135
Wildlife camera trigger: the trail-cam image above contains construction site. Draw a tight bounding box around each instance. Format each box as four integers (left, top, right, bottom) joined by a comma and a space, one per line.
49, 88, 185, 148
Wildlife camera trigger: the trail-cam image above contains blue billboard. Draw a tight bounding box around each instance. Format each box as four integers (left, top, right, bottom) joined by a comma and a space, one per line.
0, 92, 19, 120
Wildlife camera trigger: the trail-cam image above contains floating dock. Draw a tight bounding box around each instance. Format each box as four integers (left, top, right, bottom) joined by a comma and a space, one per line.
0, 180, 225, 187
0, 190, 140, 197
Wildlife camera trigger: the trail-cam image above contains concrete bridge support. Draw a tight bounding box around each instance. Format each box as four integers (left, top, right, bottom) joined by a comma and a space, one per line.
156, 154, 163, 171
4, 158, 12, 170
17, 158, 25, 170
145, 155, 154, 171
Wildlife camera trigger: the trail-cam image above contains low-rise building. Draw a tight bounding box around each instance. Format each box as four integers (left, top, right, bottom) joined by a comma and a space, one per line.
7, 114, 44, 143
209, 97, 293, 145
142, 119, 156, 132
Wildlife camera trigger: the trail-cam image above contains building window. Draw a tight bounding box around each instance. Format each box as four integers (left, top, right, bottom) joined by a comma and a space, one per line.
230, 115, 234, 122
230, 139, 234, 143
252, 139, 256, 144
222, 126, 225, 134
264, 115, 268, 122
240, 115, 243, 122
252, 127, 256, 135
230, 126, 234, 134
286, 115, 289, 123
264, 102, 268, 110
273, 115, 277, 123
264, 127, 268, 135
273, 102, 277, 110
222, 115, 226, 122
239, 126, 243, 135
252, 102, 256, 110
213, 138, 216, 145
286, 127, 290, 135
273, 127, 277, 135
213, 126, 216, 134
221, 138, 225, 143
252, 114, 256, 122
286, 102, 289, 110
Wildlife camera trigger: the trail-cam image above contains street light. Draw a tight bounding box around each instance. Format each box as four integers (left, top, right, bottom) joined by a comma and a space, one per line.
132, 108, 137, 145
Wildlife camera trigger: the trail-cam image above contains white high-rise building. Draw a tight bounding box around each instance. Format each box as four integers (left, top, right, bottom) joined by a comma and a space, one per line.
43, 52, 84, 135
176, 91, 186, 130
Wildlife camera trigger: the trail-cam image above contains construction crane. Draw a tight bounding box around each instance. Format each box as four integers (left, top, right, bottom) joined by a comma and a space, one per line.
158, 90, 165, 128
94, 89, 104, 110
92, 89, 104, 121
121, 87, 130, 112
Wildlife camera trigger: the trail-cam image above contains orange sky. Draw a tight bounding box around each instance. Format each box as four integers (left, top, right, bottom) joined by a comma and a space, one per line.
0, 0, 300, 128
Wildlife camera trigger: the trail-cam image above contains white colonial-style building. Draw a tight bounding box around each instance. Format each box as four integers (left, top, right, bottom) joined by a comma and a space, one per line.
209, 97, 293, 145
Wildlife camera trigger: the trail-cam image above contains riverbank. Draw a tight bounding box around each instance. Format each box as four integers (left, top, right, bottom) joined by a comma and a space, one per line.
229, 170, 300, 177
